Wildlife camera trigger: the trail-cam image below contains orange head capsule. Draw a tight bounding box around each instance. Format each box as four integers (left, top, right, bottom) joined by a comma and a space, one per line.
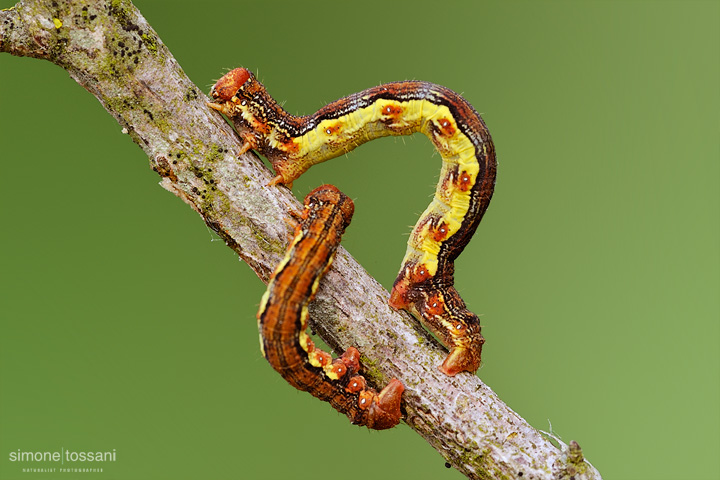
210, 67, 251, 101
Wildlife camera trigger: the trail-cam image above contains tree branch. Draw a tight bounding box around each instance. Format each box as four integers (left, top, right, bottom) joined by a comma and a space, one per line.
1, 1, 601, 478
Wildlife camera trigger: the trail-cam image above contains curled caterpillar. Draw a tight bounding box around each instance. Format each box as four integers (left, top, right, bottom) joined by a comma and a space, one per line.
211, 68, 497, 376
256, 184, 403, 430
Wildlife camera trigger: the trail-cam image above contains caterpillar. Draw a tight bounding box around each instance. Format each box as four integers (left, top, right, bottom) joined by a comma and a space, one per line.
210, 68, 497, 376
256, 184, 404, 430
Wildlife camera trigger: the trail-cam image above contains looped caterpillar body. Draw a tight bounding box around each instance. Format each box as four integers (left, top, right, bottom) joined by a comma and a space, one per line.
211, 68, 497, 375
256, 184, 404, 430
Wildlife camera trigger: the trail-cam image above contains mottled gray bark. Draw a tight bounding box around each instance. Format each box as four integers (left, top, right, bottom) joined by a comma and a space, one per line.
0, 1, 601, 479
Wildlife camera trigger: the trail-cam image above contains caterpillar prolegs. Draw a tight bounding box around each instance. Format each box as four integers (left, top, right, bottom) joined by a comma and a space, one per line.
210, 68, 497, 375
256, 185, 404, 430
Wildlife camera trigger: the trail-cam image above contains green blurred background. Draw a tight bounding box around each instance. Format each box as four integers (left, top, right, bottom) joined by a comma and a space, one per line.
1, 1, 718, 479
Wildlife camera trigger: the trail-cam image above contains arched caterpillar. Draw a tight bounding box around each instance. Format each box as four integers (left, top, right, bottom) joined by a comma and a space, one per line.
210, 68, 497, 376
256, 184, 404, 430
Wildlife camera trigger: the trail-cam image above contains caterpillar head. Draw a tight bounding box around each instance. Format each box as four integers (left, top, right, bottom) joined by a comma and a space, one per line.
209, 67, 252, 103
305, 184, 355, 229
207, 67, 257, 119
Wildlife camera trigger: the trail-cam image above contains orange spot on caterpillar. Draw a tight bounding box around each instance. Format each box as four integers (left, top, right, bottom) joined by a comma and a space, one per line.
210, 68, 251, 101
436, 117, 456, 137
382, 103, 403, 117
389, 262, 431, 309
358, 390, 374, 410
424, 292, 446, 317
324, 122, 343, 136
329, 358, 348, 378
456, 170, 473, 192
411, 263, 432, 284
432, 220, 450, 242
311, 350, 332, 367
345, 375, 366, 393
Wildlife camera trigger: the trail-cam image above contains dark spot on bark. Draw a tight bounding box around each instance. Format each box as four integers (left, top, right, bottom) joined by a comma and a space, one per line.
143, 109, 154, 121
184, 88, 199, 102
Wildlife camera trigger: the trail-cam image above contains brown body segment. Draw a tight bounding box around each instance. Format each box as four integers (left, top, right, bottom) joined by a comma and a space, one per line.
212, 68, 497, 375
257, 185, 403, 429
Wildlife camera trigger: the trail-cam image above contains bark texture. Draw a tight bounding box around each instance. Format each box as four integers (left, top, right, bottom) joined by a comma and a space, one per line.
0, 2, 602, 479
